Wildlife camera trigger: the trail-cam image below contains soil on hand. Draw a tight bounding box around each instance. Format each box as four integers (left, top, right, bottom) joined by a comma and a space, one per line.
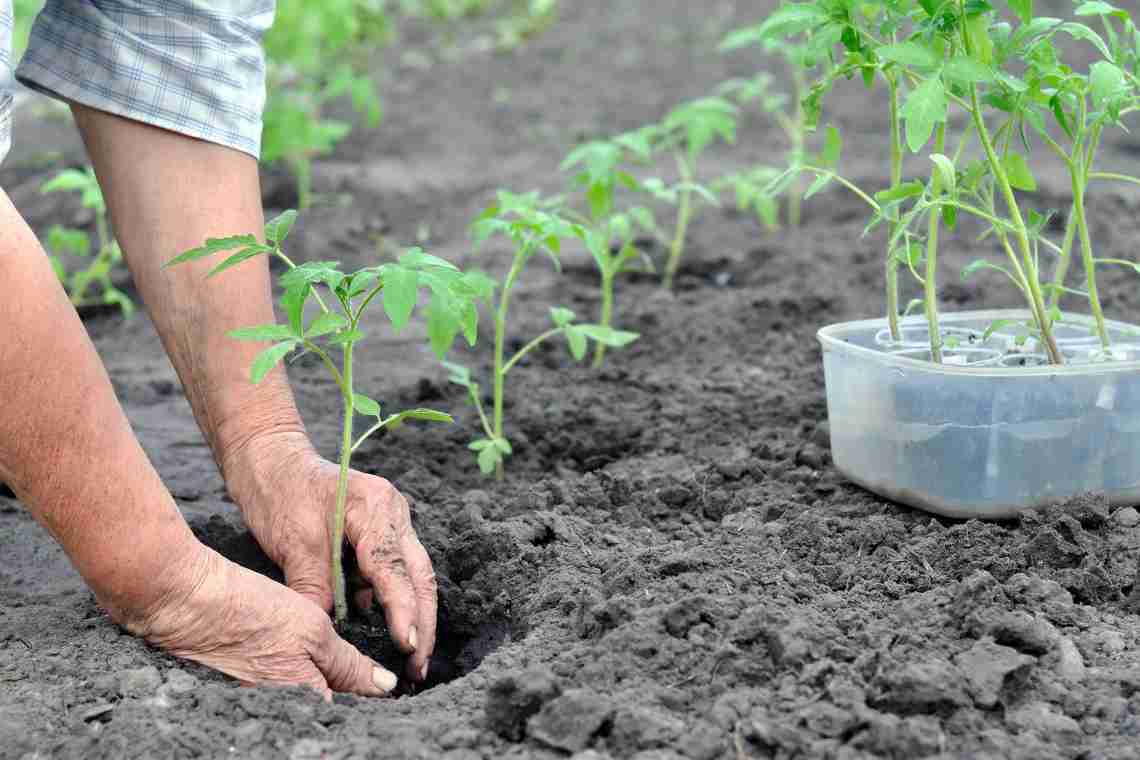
4, 1, 1140, 758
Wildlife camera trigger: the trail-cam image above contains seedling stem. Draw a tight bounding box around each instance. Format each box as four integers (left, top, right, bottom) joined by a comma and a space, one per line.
664, 153, 695, 290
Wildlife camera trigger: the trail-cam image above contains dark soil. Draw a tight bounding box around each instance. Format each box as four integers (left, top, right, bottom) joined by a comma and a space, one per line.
5, 1, 1140, 758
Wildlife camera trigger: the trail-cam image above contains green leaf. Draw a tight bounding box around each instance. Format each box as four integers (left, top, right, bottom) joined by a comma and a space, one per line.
1058, 22, 1113, 60
1075, 1, 1123, 18
165, 234, 259, 268
353, 393, 381, 417
755, 4, 830, 41
278, 261, 345, 290
1007, 0, 1033, 23
565, 326, 588, 361
877, 41, 941, 69
930, 154, 957, 194
399, 247, 459, 272
264, 210, 298, 245
1002, 152, 1037, 191
875, 181, 926, 203
550, 307, 576, 327
1089, 61, 1126, 110
306, 311, 349, 338
426, 292, 461, 359
962, 259, 1016, 283
443, 361, 474, 389
577, 325, 640, 347
282, 284, 309, 337
720, 25, 764, 51
381, 264, 420, 331
820, 125, 842, 167
250, 341, 298, 384
900, 77, 948, 153
477, 444, 501, 474
964, 14, 994, 65
493, 438, 513, 454
385, 408, 453, 426
468, 439, 494, 451
228, 324, 297, 342
943, 56, 994, 83
207, 245, 274, 278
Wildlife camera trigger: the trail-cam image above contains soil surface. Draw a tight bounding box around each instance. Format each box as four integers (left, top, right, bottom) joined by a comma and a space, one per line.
5, 1, 1140, 758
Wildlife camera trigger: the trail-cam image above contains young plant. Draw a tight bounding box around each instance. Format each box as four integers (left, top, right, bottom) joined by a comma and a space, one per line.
167, 210, 483, 625
637, 97, 740, 289
559, 137, 656, 366
720, 23, 839, 228
446, 191, 638, 476
41, 168, 134, 316
262, 1, 386, 208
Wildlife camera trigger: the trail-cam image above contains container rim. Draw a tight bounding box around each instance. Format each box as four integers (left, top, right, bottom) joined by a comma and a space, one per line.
817, 309, 1140, 377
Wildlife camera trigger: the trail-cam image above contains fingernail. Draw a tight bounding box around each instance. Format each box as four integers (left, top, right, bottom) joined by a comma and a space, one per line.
420, 660, 430, 682
373, 667, 398, 694
408, 625, 419, 652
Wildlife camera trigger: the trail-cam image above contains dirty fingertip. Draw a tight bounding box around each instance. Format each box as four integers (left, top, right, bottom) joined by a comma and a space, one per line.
373, 666, 398, 695
408, 625, 419, 653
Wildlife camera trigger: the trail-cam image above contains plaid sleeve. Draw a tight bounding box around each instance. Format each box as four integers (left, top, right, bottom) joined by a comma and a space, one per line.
1, 0, 13, 165
15, 0, 274, 159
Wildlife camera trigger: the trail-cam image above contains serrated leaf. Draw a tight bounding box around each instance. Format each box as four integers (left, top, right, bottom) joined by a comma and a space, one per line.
877, 41, 941, 68
426, 292, 461, 359
900, 77, 948, 153
399, 247, 459, 272
755, 4, 830, 40
228, 324, 296, 342
1089, 61, 1126, 110
381, 264, 419, 331
250, 341, 298, 384
207, 245, 273, 278
264, 210, 298, 245
943, 56, 994, 83
1002, 152, 1037, 191
282, 284, 309, 337
306, 311, 349, 338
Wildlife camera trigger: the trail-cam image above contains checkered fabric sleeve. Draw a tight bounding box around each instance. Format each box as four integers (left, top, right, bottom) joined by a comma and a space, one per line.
1, 0, 13, 165
15, 0, 274, 159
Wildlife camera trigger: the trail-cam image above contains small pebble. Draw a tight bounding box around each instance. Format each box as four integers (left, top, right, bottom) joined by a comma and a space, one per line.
1113, 507, 1140, 528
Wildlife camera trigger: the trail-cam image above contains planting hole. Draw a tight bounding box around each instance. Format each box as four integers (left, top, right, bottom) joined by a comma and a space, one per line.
192, 515, 511, 696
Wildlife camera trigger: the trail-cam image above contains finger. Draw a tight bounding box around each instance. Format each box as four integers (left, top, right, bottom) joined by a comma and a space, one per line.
284, 556, 335, 614
311, 622, 399, 698
403, 536, 438, 683
359, 534, 420, 654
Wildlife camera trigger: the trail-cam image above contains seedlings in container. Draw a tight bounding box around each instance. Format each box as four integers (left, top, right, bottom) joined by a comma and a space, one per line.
446, 191, 638, 476
756, 0, 1140, 365
167, 210, 483, 624
40, 168, 134, 316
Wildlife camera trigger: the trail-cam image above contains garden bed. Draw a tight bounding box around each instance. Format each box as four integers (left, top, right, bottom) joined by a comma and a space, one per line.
4, 1, 1140, 758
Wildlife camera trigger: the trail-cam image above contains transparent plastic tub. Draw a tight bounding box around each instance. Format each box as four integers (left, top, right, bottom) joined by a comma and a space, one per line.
819, 309, 1140, 519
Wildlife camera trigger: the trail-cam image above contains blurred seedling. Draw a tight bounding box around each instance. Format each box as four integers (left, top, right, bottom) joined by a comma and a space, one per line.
41, 167, 133, 316
167, 210, 484, 624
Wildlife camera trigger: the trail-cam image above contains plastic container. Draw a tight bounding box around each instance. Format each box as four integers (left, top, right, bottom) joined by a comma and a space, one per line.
818, 309, 1140, 519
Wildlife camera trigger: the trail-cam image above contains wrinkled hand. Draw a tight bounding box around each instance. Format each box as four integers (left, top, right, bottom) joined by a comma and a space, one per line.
125, 544, 399, 699
225, 433, 436, 683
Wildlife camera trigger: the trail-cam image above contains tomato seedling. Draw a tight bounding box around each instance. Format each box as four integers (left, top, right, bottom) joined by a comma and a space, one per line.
559, 137, 656, 366
446, 191, 638, 476
167, 210, 484, 624
720, 22, 840, 228
41, 168, 134, 316
262, 1, 386, 209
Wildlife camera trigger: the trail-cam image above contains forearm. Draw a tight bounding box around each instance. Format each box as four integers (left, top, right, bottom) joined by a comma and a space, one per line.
70, 106, 315, 481
0, 189, 200, 624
